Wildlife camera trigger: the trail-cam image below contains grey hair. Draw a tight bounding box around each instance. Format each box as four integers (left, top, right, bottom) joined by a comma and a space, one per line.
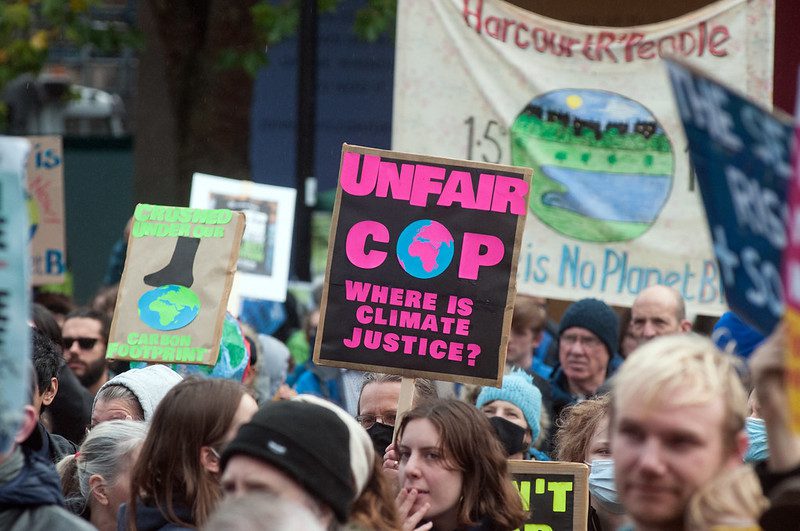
94, 384, 145, 421
57, 420, 147, 514
358, 373, 438, 413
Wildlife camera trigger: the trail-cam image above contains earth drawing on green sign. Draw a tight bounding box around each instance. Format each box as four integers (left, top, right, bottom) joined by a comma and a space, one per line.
138, 284, 201, 331
511, 89, 674, 242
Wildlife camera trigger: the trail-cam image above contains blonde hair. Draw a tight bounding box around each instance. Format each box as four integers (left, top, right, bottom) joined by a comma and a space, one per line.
686, 465, 768, 529
612, 334, 747, 446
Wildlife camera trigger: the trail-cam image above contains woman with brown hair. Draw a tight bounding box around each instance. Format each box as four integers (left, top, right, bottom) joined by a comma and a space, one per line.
120, 377, 257, 530
394, 399, 526, 531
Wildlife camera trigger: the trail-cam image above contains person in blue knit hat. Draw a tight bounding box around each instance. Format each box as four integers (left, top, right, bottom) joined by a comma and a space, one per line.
475, 370, 547, 461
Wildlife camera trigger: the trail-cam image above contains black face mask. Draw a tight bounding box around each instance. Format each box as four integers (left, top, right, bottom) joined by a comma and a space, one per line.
366, 422, 395, 455
488, 416, 528, 456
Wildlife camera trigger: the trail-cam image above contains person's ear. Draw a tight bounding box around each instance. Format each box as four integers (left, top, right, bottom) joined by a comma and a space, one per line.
42, 377, 58, 406
14, 405, 38, 444
680, 319, 693, 333
89, 474, 109, 506
200, 446, 220, 474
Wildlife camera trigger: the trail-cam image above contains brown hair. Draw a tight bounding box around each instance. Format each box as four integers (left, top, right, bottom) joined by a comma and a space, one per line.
126, 377, 247, 529
554, 395, 611, 463
349, 456, 401, 529
396, 399, 526, 530
512, 296, 546, 335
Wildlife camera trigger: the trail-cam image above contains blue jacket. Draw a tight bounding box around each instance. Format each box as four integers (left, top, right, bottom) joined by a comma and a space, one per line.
0, 445, 93, 530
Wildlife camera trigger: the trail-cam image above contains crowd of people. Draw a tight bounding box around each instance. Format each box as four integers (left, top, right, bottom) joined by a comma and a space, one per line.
2, 273, 799, 530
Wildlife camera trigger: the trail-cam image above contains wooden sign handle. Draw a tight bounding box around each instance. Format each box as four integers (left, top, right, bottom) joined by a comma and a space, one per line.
393, 377, 416, 441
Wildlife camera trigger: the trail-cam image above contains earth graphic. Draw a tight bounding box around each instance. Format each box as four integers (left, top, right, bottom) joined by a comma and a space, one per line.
511, 88, 674, 242
396, 220, 454, 279
137, 284, 201, 331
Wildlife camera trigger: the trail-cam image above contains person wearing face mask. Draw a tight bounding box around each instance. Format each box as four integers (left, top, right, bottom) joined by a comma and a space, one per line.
475, 370, 548, 461
555, 395, 628, 531
744, 388, 769, 464
357, 373, 439, 456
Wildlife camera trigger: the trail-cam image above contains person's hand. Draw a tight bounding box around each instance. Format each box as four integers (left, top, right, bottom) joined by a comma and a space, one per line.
382, 443, 401, 488
750, 323, 788, 426
273, 384, 297, 401
396, 487, 432, 531
749, 322, 800, 472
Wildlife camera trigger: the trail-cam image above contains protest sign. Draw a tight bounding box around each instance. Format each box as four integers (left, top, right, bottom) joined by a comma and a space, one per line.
667, 59, 793, 335
106, 204, 245, 366
26, 136, 66, 284
0, 136, 31, 453
315, 144, 531, 386
509, 460, 589, 531
393, 0, 775, 315
190, 173, 296, 303
783, 76, 800, 433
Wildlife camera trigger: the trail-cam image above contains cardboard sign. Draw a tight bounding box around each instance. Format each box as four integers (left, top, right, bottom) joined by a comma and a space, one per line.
314, 144, 531, 386
393, 0, 775, 315
106, 204, 245, 366
190, 173, 296, 303
0, 136, 32, 453
26, 136, 66, 284
667, 59, 793, 335
509, 460, 589, 531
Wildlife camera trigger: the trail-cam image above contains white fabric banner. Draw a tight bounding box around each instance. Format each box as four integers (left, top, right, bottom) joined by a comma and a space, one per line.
392, 0, 774, 315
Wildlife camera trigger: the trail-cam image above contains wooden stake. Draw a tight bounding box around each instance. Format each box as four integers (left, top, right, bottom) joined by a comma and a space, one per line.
394, 377, 416, 441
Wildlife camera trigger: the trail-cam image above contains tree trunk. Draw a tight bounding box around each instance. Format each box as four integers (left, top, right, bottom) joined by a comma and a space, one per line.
141, 0, 257, 206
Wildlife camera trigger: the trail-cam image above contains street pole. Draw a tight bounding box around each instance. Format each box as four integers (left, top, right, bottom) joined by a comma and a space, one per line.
292, 0, 317, 282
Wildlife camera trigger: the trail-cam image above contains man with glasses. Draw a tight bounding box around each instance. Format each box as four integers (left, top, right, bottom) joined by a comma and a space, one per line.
356, 373, 437, 457
548, 298, 621, 422
61, 308, 111, 396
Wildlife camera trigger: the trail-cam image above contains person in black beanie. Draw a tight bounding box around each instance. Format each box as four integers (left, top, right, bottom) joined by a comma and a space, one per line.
219, 399, 358, 529
548, 298, 622, 424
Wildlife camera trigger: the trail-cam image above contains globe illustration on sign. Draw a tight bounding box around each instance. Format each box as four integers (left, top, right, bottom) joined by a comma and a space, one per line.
137, 284, 201, 331
396, 220, 454, 279
511, 89, 674, 242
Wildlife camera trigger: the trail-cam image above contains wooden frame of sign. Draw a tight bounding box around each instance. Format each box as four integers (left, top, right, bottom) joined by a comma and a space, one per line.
508, 460, 590, 531
314, 143, 531, 387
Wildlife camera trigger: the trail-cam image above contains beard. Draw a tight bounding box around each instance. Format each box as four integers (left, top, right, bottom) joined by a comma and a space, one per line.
77, 356, 108, 388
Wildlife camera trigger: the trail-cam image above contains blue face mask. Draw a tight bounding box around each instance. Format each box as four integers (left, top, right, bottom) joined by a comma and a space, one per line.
587, 459, 625, 515
744, 417, 769, 463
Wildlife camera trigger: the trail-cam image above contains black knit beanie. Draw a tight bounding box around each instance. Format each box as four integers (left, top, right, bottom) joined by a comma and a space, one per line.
558, 298, 619, 355
220, 400, 355, 523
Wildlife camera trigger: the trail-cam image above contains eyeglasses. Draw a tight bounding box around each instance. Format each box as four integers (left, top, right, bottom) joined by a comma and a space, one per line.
560, 334, 602, 349
356, 413, 397, 429
63, 337, 100, 350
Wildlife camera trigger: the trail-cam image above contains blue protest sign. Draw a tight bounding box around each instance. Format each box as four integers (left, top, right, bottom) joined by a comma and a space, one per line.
0, 136, 31, 454
666, 59, 793, 334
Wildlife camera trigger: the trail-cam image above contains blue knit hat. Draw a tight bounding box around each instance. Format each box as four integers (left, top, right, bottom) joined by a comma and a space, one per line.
558, 298, 619, 355
476, 370, 543, 443
712, 311, 765, 359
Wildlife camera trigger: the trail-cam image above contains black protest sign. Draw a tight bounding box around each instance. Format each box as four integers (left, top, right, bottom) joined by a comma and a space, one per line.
509, 460, 589, 531
315, 144, 531, 386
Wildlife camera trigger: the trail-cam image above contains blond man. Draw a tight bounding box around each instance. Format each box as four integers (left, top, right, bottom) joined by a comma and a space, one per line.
611, 334, 749, 530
